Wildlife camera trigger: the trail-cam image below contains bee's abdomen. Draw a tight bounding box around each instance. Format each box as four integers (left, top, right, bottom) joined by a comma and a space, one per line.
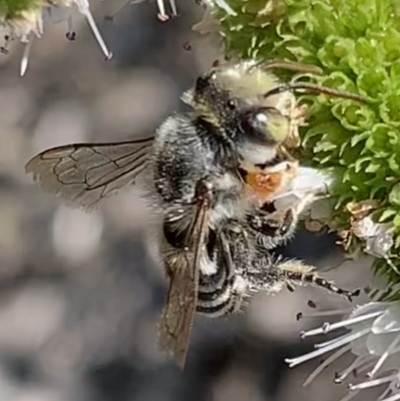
196, 271, 245, 318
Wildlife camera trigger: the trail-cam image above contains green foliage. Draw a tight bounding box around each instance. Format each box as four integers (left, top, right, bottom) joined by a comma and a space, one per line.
217, 0, 400, 282
0, 0, 41, 20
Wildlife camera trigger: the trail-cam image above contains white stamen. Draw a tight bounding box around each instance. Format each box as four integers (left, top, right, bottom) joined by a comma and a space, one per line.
349, 374, 400, 390
20, 38, 33, 77
381, 393, 400, 401
315, 332, 354, 349
300, 309, 351, 318
300, 311, 384, 338
68, 15, 74, 32
334, 355, 373, 383
303, 344, 351, 386
286, 328, 371, 368
65, 15, 76, 40
379, 386, 393, 400
169, 0, 177, 15
355, 359, 383, 376
76, 0, 113, 60
156, 0, 166, 16
339, 389, 361, 401
368, 334, 400, 378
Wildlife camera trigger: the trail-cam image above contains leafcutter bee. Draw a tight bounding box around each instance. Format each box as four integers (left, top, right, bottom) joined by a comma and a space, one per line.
25, 59, 363, 368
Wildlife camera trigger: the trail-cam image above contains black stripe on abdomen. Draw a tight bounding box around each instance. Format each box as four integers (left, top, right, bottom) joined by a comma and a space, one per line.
196, 290, 234, 317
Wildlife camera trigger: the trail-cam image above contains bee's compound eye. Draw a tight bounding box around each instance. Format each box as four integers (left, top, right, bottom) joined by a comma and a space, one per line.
238, 107, 284, 144
227, 99, 237, 110
255, 113, 268, 123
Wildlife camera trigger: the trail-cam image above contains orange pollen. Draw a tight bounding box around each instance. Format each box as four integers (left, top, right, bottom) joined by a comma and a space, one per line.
245, 171, 283, 197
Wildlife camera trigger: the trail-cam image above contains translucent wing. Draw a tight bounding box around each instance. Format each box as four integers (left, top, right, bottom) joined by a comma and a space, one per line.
158, 196, 211, 369
25, 137, 154, 210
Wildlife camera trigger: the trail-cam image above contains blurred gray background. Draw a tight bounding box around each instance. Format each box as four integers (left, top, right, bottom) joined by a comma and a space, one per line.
0, 1, 376, 400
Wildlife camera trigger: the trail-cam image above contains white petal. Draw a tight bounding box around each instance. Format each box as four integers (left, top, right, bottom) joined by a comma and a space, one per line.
292, 167, 333, 193
368, 335, 400, 377
272, 167, 332, 210
365, 234, 395, 259
372, 306, 400, 335
353, 216, 379, 238
367, 334, 400, 357
348, 303, 389, 326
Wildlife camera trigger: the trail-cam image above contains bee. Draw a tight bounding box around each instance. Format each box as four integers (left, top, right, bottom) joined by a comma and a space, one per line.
25, 59, 363, 369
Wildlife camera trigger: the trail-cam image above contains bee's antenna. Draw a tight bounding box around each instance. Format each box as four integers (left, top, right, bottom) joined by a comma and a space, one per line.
250, 60, 323, 75
264, 82, 365, 102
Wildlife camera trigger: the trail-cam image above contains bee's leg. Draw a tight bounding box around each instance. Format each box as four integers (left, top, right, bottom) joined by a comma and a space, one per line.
247, 189, 320, 250
246, 207, 298, 249
280, 266, 361, 302
245, 256, 360, 302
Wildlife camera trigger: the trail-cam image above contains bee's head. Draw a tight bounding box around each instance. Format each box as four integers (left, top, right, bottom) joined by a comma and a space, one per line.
188, 60, 364, 154
191, 61, 293, 147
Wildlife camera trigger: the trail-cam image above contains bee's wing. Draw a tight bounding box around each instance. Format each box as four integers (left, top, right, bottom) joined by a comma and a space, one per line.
25, 137, 154, 210
158, 197, 211, 369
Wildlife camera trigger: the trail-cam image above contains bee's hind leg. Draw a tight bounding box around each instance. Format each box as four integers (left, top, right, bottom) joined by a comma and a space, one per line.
243, 256, 360, 302
275, 259, 360, 302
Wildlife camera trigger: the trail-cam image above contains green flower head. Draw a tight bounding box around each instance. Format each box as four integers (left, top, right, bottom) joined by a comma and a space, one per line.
215, 0, 400, 283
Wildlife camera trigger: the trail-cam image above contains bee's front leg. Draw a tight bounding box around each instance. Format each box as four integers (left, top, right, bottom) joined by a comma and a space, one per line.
246, 189, 320, 250
246, 207, 298, 250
